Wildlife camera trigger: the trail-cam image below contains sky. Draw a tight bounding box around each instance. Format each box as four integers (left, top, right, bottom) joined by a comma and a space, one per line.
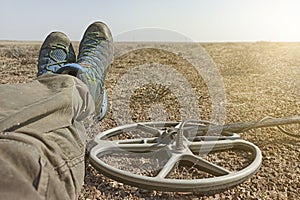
0, 0, 300, 42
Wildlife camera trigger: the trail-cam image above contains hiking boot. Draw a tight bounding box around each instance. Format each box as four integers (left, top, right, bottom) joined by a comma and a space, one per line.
37, 32, 76, 76
63, 22, 113, 120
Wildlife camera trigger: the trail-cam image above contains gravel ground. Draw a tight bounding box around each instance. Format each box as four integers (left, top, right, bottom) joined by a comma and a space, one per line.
0, 41, 299, 200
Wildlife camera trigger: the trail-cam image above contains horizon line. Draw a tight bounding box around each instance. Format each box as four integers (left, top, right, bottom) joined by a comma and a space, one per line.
1, 39, 300, 43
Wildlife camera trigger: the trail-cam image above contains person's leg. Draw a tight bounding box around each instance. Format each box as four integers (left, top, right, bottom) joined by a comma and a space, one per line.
0, 22, 113, 199
0, 74, 94, 200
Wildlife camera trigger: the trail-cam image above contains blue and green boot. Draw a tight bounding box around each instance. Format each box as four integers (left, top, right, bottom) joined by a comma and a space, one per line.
37, 32, 76, 76
57, 22, 113, 120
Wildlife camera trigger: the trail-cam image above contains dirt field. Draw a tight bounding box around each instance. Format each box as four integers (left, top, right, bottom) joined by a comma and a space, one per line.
0, 41, 299, 199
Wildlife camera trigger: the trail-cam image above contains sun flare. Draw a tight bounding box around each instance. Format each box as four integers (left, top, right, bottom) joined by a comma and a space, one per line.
257, 0, 300, 41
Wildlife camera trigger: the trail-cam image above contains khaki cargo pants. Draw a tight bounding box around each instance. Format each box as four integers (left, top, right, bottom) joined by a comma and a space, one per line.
0, 74, 95, 200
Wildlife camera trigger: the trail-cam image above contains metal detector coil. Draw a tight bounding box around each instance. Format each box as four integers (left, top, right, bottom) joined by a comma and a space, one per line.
89, 116, 299, 193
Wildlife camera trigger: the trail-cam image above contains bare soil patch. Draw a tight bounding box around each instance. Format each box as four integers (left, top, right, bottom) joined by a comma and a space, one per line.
0, 41, 299, 199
